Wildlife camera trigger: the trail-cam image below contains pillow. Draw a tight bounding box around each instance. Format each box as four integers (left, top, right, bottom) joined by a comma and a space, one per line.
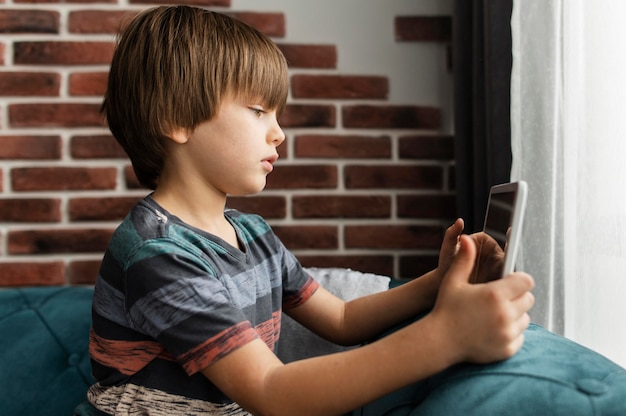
354, 324, 626, 416
277, 267, 391, 363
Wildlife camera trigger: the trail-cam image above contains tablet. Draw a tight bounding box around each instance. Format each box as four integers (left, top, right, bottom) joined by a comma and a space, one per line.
471, 181, 528, 282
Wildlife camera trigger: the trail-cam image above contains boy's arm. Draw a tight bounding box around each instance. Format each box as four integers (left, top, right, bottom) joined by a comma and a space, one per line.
202, 235, 534, 416
287, 218, 465, 346
286, 270, 440, 346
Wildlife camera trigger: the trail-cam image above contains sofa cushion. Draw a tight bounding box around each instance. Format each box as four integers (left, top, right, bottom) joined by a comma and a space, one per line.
0, 287, 94, 416
354, 323, 626, 415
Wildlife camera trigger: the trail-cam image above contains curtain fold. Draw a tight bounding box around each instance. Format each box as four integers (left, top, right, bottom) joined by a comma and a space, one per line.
453, 0, 513, 233
510, 0, 566, 335
511, 0, 626, 368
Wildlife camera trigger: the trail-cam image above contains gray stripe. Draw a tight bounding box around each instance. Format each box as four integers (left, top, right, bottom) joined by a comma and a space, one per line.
221, 252, 283, 309
128, 276, 230, 337
93, 277, 129, 327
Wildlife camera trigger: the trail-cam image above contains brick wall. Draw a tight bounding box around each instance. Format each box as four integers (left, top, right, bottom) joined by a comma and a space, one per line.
0, 0, 454, 285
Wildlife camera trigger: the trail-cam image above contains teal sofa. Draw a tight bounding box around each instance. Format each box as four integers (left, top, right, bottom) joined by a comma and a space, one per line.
2, 272, 626, 416
0, 286, 93, 416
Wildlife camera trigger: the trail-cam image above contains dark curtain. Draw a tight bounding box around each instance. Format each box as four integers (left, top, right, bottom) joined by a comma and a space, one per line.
453, 0, 513, 232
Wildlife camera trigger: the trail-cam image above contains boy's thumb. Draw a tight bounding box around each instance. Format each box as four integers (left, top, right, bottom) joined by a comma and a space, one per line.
442, 234, 476, 285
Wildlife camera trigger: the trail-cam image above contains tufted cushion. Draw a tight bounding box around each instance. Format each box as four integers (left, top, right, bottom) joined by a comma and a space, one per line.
0, 287, 94, 416
354, 323, 626, 416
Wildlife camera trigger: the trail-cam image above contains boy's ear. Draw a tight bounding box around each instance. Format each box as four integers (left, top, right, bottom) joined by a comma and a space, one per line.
166, 128, 190, 144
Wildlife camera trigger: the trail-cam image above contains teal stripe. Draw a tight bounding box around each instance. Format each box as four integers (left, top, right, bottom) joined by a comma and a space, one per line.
228, 211, 271, 244
108, 217, 144, 265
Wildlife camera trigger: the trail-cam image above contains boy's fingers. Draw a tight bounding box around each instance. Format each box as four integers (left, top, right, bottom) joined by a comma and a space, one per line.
444, 218, 464, 244
442, 235, 476, 285
497, 272, 535, 300
512, 291, 535, 316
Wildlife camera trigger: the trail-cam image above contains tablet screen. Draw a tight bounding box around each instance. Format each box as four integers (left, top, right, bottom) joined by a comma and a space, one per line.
472, 181, 527, 282
483, 188, 516, 254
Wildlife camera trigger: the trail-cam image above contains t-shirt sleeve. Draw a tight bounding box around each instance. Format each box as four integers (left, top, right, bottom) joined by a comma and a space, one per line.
275, 235, 320, 310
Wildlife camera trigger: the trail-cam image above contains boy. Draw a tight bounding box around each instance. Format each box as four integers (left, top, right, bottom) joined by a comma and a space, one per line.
88, 6, 534, 415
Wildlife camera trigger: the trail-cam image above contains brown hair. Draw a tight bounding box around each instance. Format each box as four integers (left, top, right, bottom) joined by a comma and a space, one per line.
102, 6, 289, 190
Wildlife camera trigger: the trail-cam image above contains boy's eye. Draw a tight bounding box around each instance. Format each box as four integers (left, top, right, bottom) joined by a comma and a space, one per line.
249, 107, 265, 118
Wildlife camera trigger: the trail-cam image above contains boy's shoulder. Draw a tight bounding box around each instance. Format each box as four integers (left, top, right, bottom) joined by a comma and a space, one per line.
108, 197, 276, 251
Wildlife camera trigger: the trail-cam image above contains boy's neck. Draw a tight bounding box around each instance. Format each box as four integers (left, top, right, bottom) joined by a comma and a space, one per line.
151, 184, 240, 250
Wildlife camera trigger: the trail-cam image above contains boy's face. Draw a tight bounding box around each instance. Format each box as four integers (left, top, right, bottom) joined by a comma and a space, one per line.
167, 95, 285, 197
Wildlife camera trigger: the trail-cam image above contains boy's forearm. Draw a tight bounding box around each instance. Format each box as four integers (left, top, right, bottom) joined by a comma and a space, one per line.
262, 313, 456, 416
338, 268, 441, 345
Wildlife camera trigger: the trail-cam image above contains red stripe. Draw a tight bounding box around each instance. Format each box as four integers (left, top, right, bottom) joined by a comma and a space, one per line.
179, 321, 259, 375
283, 275, 319, 309
89, 329, 165, 376
255, 310, 282, 351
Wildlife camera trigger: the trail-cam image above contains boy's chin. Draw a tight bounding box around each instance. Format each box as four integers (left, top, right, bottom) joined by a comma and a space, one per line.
228, 184, 267, 197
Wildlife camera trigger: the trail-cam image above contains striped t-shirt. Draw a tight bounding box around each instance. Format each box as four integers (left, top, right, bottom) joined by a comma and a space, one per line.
88, 196, 319, 415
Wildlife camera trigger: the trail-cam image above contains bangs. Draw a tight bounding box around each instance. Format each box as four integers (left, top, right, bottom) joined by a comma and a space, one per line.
222, 21, 290, 116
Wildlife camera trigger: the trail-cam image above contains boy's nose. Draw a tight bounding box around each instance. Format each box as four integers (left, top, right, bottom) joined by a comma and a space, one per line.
270, 123, 285, 146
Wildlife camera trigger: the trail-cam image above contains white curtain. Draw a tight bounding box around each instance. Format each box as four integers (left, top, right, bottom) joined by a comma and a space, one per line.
511, 0, 626, 368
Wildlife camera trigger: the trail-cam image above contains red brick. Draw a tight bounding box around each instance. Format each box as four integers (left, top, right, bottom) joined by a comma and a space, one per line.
69, 260, 100, 285
0, 9, 59, 33
70, 135, 127, 159
11, 167, 117, 191
342, 105, 440, 129
8, 228, 113, 254
344, 165, 443, 190
14, 41, 114, 65
226, 196, 286, 219
292, 195, 391, 218
9, 103, 104, 127
291, 75, 388, 99
69, 72, 108, 96
68, 10, 137, 34
0, 135, 61, 159
295, 135, 391, 159
0, 72, 60, 96
69, 196, 142, 221
279, 104, 335, 128
0, 198, 61, 222
345, 224, 443, 249
399, 254, 439, 279
296, 255, 394, 278
130, 0, 230, 5
272, 225, 338, 250
0, 261, 65, 286
395, 16, 452, 42
397, 194, 456, 219
398, 134, 454, 159
124, 165, 144, 189
231, 12, 285, 37
278, 44, 336, 68
266, 165, 337, 189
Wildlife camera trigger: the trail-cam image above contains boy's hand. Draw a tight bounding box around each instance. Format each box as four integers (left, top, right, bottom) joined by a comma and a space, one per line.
436, 218, 506, 284
468, 231, 506, 283
431, 234, 535, 364
436, 218, 464, 281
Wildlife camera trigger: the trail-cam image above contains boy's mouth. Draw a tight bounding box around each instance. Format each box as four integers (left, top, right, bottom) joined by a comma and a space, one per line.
262, 154, 278, 172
